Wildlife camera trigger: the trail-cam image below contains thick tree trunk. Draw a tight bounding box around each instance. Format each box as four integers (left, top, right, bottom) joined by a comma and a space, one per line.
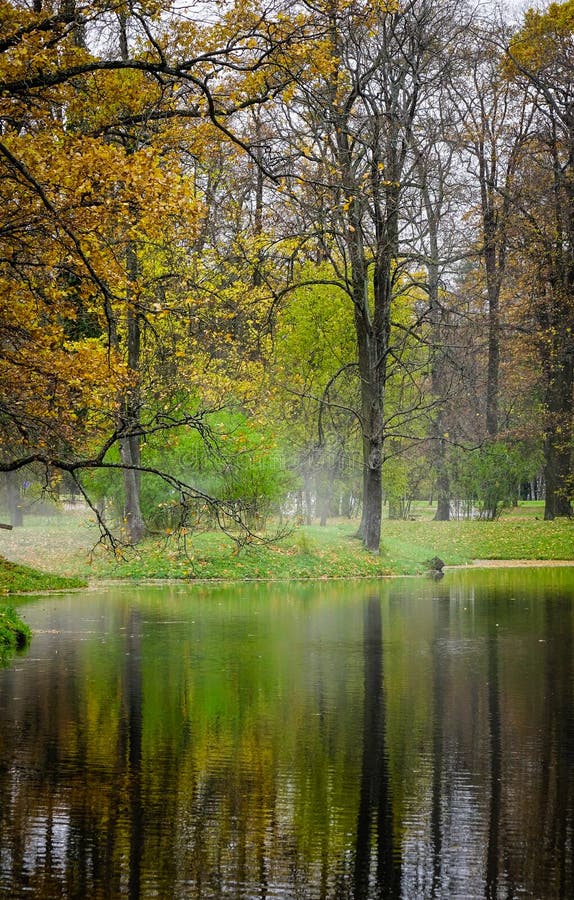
335, 120, 385, 552
543, 344, 573, 519
120, 435, 145, 543
355, 190, 394, 552
344, 223, 385, 551
544, 376, 572, 519
331, 53, 404, 553
362, 438, 383, 551
433, 456, 451, 522
542, 142, 574, 520
356, 323, 385, 552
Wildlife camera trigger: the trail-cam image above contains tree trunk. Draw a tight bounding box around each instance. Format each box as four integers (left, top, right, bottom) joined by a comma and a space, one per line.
482, 190, 504, 439
344, 210, 385, 551
113, 15, 145, 545
356, 328, 385, 552
303, 470, 313, 526
542, 136, 574, 519
120, 437, 145, 542
6, 471, 23, 527
362, 444, 383, 550
433, 462, 451, 521
484, 218, 502, 439
423, 179, 451, 521
543, 327, 573, 518
346, 159, 392, 554
119, 241, 145, 544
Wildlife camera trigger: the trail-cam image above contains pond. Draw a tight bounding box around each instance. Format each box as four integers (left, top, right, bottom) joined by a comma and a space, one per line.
1, 568, 574, 898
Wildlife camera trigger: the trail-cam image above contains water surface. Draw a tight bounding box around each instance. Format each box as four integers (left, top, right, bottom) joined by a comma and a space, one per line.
1, 568, 574, 898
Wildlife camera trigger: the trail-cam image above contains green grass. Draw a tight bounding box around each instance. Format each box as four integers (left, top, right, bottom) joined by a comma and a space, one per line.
0, 604, 32, 665
379, 516, 574, 570
0, 556, 87, 594
80, 524, 396, 580
0, 554, 85, 663
0, 502, 572, 584
73, 507, 574, 581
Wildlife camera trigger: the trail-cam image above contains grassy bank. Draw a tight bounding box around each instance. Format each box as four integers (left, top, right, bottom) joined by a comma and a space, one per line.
0, 556, 87, 594
86, 513, 572, 580
0, 556, 85, 662
0, 604, 32, 665
0, 503, 572, 583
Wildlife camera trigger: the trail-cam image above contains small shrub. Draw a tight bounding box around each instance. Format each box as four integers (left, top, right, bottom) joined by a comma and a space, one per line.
293, 531, 318, 556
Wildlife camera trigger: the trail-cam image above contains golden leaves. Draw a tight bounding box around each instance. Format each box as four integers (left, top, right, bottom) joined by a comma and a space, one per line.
506, 0, 574, 78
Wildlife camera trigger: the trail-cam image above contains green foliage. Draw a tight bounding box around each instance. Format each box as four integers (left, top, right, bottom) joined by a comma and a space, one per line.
383, 449, 432, 519
83, 409, 294, 532
292, 530, 318, 556
211, 414, 294, 527
271, 265, 431, 523
450, 441, 542, 519
0, 604, 31, 665
270, 268, 362, 507
275, 269, 356, 392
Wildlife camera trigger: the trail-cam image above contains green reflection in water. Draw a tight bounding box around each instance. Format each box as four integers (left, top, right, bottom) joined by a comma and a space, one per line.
0, 568, 574, 898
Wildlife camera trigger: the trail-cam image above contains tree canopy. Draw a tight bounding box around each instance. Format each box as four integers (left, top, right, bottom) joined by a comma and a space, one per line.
2, 0, 573, 547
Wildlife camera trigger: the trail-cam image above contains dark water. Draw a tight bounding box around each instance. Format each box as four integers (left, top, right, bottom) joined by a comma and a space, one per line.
1, 568, 574, 898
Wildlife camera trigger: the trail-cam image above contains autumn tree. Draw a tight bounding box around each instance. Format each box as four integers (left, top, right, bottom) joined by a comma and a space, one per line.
265, 0, 472, 549
505, 0, 574, 518
0, 0, 306, 541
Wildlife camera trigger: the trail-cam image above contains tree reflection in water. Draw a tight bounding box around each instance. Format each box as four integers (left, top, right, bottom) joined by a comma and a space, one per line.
1, 573, 574, 897
353, 595, 401, 898
485, 614, 501, 900
126, 607, 143, 900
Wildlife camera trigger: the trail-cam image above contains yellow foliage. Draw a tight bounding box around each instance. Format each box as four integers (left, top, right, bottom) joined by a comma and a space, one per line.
507, 0, 574, 75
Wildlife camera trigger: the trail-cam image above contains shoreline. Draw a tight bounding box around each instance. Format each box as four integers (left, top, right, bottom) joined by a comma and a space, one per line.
449, 559, 574, 568
74, 559, 574, 589
7, 559, 574, 595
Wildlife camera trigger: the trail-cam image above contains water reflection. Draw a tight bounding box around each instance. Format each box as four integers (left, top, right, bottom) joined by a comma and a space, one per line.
354, 596, 400, 899
1, 571, 574, 897
485, 615, 501, 900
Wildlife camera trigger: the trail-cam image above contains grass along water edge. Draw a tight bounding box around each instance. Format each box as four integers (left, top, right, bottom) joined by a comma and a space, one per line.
0, 502, 572, 585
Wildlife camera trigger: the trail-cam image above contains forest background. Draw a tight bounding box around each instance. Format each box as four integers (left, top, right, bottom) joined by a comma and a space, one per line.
2, 0, 574, 564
